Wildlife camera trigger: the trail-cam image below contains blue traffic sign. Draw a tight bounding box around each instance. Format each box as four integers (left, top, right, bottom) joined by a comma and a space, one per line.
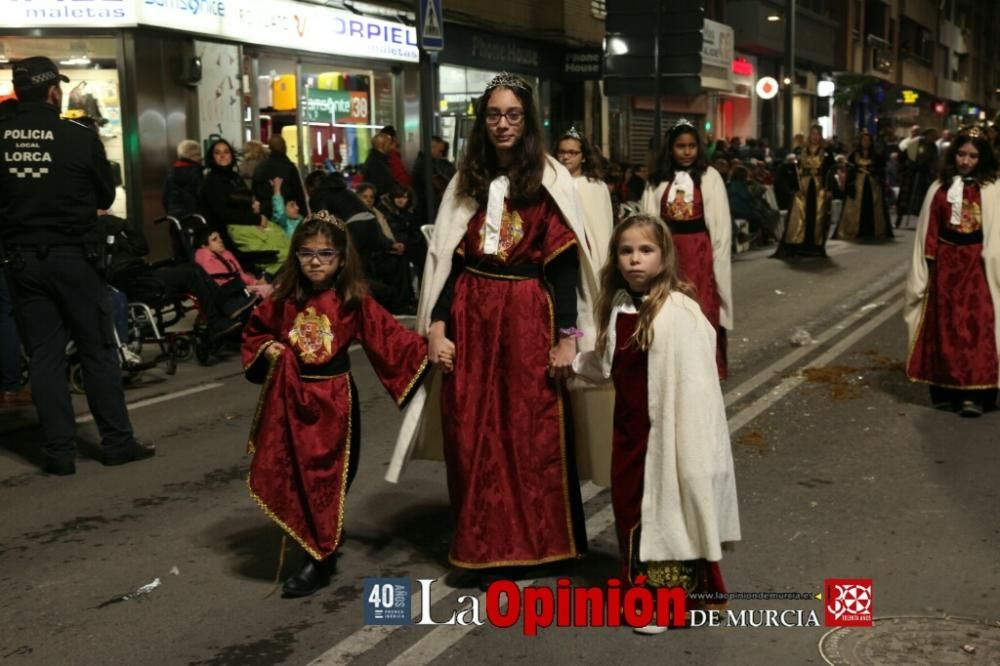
419, 0, 444, 51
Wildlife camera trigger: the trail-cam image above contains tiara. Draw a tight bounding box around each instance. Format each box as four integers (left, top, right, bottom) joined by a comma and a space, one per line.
308, 209, 345, 230
485, 72, 531, 94
671, 118, 696, 132
561, 125, 583, 141
959, 125, 984, 139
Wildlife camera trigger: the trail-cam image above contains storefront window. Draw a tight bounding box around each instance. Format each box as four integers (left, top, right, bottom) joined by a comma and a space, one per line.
251, 53, 395, 178
0, 36, 126, 217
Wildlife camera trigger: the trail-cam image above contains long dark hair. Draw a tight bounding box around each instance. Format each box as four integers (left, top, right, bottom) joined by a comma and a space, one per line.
554, 130, 605, 181
271, 217, 368, 310
650, 123, 708, 187
938, 133, 999, 186
205, 138, 239, 175
456, 81, 547, 206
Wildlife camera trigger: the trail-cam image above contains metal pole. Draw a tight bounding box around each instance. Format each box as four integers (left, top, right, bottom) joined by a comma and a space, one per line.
783, 0, 796, 152
419, 49, 437, 225
652, 0, 662, 162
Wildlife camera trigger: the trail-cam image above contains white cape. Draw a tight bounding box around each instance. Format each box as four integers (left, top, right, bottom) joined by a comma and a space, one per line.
573, 175, 615, 269
387, 156, 613, 485
573, 290, 740, 562
639, 165, 734, 331
903, 180, 1000, 376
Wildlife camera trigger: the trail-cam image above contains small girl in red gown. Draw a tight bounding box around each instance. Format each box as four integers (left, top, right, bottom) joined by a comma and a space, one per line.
573, 214, 741, 634
242, 215, 428, 597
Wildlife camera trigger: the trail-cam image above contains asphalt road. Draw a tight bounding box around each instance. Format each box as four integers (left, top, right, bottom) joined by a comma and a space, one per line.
1, 229, 997, 666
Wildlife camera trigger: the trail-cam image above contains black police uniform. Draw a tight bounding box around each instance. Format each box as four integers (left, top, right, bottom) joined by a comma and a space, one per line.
0, 84, 147, 472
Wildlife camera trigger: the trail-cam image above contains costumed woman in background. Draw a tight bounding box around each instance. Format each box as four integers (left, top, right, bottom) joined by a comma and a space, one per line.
836, 130, 892, 241
573, 214, 740, 634
242, 216, 428, 597
390, 73, 606, 589
641, 119, 733, 378
555, 126, 614, 266
774, 124, 833, 258
904, 126, 1000, 417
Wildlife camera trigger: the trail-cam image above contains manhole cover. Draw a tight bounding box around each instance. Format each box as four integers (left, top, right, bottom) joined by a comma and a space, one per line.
819, 615, 1000, 665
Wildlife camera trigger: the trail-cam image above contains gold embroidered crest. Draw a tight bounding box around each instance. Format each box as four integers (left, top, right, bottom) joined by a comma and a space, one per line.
289, 306, 334, 364
958, 198, 983, 234
666, 189, 695, 220
479, 206, 525, 261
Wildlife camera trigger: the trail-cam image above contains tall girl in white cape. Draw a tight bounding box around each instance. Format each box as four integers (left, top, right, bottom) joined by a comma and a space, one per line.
387, 74, 612, 582
574, 214, 740, 633
641, 119, 733, 377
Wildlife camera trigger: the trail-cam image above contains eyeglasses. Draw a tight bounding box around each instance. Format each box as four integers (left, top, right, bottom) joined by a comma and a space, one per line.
296, 249, 340, 264
557, 149, 582, 157
485, 109, 525, 126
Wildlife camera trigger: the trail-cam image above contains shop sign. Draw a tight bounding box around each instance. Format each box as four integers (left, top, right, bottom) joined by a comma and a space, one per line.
901, 90, 919, 104
731, 58, 753, 77
564, 49, 602, 81
138, 0, 418, 63
702, 19, 734, 69
1, 0, 136, 27
303, 89, 369, 124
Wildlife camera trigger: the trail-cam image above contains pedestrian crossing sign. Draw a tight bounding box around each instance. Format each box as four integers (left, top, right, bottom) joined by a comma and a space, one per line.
419, 0, 444, 51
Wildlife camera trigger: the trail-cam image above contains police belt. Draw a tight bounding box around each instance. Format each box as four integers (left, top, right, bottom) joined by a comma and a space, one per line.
464, 261, 542, 280
301, 352, 351, 379
664, 217, 709, 235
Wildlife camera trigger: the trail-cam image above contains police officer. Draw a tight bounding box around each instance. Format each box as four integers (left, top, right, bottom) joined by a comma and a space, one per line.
0, 56, 154, 475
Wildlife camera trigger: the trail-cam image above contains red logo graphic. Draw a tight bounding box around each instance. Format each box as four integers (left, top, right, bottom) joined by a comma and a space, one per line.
824, 579, 873, 627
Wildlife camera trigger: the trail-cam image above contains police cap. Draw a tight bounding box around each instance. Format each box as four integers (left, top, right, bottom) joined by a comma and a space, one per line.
12, 56, 70, 91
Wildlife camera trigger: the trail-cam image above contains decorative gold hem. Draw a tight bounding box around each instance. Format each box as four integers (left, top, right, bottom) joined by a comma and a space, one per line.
244, 340, 276, 372
543, 239, 579, 267
448, 550, 579, 570
905, 377, 999, 390
396, 356, 430, 407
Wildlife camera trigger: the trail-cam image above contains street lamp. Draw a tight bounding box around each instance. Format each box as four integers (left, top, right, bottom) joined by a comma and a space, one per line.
783, 0, 796, 152
767, 14, 781, 22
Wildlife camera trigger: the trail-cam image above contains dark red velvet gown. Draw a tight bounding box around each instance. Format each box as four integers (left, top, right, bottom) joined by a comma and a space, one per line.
242, 290, 428, 560
907, 184, 999, 391
610, 310, 727, 606
442, 195, 585, 568
660, 182, 728, 378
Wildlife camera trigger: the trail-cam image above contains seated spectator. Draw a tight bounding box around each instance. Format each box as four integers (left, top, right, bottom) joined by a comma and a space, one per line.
163, 139, 203, 219
269, 176, 304, 238
199, 138, 289, 276
194, 227, 273, 316
103, 213, 242, 339
727, 165, 779, 243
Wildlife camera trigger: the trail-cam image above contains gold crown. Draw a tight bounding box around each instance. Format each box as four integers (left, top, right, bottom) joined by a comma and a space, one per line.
308, 209, 345, 230
485, 72, 531, 94
959, 125, 984, 139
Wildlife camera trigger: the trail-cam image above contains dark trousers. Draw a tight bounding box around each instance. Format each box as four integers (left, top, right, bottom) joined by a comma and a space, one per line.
0, 273, 22, 391
9, 249, 135, 462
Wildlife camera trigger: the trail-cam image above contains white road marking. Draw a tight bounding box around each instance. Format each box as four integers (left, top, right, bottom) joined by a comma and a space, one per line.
726, 297, 903, 434
723, 280, 903, 407
75, 383, 224, 424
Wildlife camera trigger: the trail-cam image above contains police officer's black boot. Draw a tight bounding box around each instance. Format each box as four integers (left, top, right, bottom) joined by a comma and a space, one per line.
281, 555, 333, 598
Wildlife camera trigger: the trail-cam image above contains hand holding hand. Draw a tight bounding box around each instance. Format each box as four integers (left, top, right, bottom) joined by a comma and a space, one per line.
548, 336, 577, 382
271, 176, 283, 194
428, 323, 455, 373
390, 242, 406, 255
